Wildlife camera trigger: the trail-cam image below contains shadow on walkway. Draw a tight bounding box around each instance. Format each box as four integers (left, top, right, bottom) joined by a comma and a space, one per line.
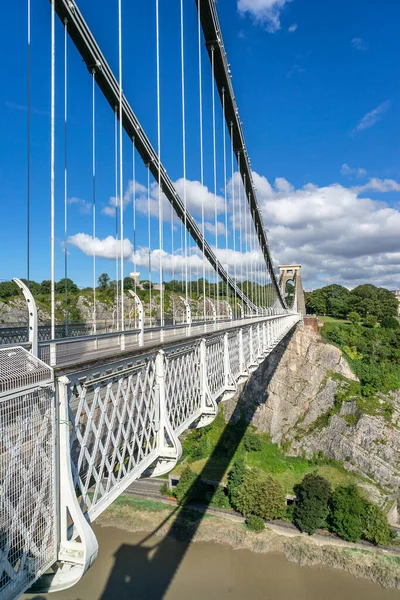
98, 329, 295, 600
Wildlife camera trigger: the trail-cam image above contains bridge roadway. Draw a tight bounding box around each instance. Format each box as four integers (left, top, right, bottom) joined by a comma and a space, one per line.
38, 314, 281, 368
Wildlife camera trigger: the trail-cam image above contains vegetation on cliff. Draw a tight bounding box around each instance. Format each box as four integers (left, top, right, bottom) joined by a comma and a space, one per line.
306, 283, 398, 320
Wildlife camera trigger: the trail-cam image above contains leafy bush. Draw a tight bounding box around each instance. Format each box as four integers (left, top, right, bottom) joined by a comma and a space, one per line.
381, 316, 400, 330
328, 484, 392, 545
364, 315, 378, 328
363, 503, 392, 546
210, 486, 231, 509
348, 311, 361, 325
160, 482, 173, 497
329, 485, 365, 542
245, 515, 265, 532
175, 466, 197, 505
227, 458, 246, 510
244, 432, 262, 453
322, 321, 400, 395
294, 473, 331, 535
234, 468, 285, 520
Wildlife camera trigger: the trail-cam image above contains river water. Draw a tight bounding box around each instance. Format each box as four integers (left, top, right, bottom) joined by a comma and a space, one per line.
31, 525, 400, 600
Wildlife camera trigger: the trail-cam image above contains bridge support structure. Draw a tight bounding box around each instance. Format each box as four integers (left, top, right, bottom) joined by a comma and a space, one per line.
278, 265, 306, 316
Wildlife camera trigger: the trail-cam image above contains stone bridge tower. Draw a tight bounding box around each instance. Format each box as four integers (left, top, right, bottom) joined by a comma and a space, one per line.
278, 265, 306, 316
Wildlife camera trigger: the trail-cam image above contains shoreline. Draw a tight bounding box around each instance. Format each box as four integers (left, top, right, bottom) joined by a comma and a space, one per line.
97, 493, 400, 591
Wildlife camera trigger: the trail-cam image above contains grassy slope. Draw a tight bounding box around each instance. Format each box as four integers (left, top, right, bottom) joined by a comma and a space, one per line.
176, 409, 366, 495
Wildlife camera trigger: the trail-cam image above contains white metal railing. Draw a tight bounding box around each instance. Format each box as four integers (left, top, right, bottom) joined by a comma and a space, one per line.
0, 348, 56, 600
0, 312, 300, 597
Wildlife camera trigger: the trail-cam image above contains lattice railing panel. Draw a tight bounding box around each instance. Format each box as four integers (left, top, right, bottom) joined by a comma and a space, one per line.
67, 354, 158, 518
206, 336, 225, 399
0, 387, 56, 600
242, 328, 251, 370
228, 332, 240, 378
165, 342, 202, 432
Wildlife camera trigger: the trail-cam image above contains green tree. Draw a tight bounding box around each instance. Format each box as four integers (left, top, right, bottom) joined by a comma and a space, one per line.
174, 466, 197, 505
0, 280, 19, 299
306, 289, 326, 315
364, 314, 378, 328
234, 468, 285, 520
348, 311, 361, 325
98, 273, 110, 289
55, 278, 78, 295
294, 473, 331, 535
363, 503, 392, 546
245, 515, 265, 532
40, 280, 51, 294
381, 316, 399, 330
329, 485, 366, 542
227, 458, 246, 509
243, 432, 262, 453
349, 284, 398, 319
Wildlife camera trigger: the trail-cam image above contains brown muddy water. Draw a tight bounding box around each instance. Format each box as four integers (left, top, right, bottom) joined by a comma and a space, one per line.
29, 525, 400, 600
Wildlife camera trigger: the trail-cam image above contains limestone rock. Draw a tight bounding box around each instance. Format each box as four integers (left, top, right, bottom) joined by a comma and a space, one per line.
224, 325, 400, 495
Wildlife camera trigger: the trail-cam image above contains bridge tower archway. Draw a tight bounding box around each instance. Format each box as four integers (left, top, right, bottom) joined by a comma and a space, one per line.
278, 265, 306, 316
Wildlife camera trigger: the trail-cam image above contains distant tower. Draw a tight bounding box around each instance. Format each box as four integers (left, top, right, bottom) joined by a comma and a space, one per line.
278, 265, 306, 316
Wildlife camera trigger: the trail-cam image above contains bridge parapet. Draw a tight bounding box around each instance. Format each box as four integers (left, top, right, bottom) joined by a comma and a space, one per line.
0, 348, 56, 600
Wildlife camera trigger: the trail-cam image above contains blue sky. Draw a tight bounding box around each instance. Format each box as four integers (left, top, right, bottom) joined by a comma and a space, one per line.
0, 0, 399, 290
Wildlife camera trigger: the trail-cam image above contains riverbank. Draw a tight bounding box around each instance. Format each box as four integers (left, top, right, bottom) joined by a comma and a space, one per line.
97, 494, 400, 591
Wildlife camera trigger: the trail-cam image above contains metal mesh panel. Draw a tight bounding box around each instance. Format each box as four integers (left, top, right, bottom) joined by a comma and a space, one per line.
0, 347, 52, 394
165, 342, 202, 432
206, 336, 225, 400
242, 328, 251, 370
227, 332, 240, 378
0, 387, 56, 600
67, 355, 158, 518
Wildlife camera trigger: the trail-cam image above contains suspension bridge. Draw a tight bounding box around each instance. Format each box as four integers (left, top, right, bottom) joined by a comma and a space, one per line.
0, 1, 304, 598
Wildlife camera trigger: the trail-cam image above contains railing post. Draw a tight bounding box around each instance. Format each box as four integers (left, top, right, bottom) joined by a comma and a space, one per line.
13, 277, 38, 357
262, 322, 267, 354
155, 350, 166, 451
224, 332, 230, 388
37, 375, 99, 593
128, 289, 144, 346
200, 338, 208, 412
179, 295, 192, 336
238, 328, 245, 373
151, 349, 182, 476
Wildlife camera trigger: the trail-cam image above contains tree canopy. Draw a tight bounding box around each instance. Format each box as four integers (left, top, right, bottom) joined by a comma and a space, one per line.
294, 473, 331, 535
306, 283, 398, 320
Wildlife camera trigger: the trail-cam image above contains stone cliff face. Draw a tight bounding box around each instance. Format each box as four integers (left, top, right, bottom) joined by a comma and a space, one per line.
223, 325, 400, 495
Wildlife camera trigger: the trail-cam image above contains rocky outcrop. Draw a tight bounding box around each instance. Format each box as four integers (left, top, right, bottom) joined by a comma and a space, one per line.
0, 298, 50, 324
223, 325, 400, 495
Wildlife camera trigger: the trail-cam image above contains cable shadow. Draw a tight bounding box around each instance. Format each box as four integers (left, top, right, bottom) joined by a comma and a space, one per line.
99, 328, 295, 600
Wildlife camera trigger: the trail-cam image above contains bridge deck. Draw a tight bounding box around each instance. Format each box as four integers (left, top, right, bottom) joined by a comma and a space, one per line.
38, 315, 281, 370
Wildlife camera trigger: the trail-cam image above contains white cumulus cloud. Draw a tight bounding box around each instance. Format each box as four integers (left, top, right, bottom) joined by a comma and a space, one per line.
237, 0, 294, 32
